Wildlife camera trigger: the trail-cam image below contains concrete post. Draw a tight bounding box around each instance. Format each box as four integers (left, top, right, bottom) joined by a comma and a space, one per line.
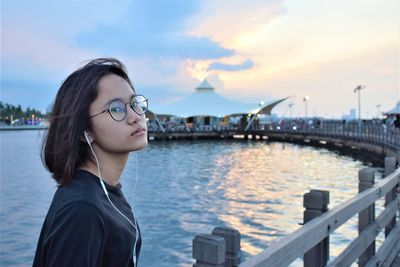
358, 168, 375, 267
384, 157, 397, 237
303, 189, 330, 267
193, 234, 225, 267
212, 226, 241, 267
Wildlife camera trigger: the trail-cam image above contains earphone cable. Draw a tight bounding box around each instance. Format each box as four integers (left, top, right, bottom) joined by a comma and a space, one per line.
85, 133, 139, 265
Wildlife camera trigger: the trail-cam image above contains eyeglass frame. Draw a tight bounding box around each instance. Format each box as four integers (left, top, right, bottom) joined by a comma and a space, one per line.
89, 94, 149, 121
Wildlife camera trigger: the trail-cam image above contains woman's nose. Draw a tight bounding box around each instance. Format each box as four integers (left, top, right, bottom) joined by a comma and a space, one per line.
126, 105, 142, 124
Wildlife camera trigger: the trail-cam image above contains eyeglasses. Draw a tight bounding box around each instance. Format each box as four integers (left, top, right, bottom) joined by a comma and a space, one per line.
89, 94, 149, 121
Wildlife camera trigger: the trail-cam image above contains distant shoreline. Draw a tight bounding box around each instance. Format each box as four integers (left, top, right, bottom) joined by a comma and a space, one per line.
0, 126, 48, 131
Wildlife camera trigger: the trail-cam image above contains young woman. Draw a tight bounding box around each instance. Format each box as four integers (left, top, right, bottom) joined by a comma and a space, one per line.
33, 58, 148, 267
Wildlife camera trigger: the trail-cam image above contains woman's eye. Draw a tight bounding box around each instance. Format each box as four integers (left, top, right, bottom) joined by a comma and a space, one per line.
111, 106, 124, 113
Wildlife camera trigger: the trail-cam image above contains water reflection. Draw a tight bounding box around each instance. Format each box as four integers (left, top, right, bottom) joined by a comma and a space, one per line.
208, 142, 379, 264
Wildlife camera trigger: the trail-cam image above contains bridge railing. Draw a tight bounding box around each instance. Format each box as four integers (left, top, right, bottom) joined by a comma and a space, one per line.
148, 119, 400, 151
256, 120, 400, 152
192, 157, 400, 267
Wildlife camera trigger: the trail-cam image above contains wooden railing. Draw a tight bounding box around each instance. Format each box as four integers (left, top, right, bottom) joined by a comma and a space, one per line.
192, 157, 400, 267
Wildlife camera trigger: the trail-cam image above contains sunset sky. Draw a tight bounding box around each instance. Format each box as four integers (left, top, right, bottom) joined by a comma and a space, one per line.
1, 0, 399, 118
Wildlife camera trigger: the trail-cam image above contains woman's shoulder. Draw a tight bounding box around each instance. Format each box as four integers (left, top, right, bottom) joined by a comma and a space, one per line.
53, 170, 104, 208
42, 171, 107, 234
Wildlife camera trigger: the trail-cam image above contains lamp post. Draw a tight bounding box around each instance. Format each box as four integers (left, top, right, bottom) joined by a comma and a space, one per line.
354, 85, 366, 120
288, 103, 293, 118
303, 96, 310, 118
376, 104, 381, 119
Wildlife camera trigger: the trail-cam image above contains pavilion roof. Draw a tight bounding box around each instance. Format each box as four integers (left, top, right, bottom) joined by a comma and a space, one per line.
385, 100, 400, 115
149, 79, 288, 118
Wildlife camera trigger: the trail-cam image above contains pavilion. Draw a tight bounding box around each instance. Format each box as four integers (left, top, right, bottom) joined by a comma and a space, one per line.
147, 79, 288, 132
385, 100, 400, 115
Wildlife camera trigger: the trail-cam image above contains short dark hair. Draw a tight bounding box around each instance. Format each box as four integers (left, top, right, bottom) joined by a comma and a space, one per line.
42, 58, 134, 185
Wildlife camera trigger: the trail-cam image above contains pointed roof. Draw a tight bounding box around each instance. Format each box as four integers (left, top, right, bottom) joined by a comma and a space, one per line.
196, 79, 214, 91
149, 80, 288, 118
385, 100, 400, 115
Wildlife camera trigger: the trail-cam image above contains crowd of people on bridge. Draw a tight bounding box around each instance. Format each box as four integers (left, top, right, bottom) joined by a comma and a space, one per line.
147, 115, 400, 133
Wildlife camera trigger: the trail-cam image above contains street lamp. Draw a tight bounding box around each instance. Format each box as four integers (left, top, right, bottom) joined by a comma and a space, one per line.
354, 85, 366, 120
376, 104, 381, 119
303, 96, 310, 118
288, 103, 294, 118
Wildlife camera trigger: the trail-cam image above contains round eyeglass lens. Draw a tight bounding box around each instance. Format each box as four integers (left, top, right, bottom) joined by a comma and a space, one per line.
131, 95, 148, 115
109, 99, 127, 121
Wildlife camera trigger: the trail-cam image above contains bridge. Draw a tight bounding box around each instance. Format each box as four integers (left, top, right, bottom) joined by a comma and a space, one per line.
149, 119, 400, 163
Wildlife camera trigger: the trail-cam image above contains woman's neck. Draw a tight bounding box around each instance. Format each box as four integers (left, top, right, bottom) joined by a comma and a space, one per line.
80, 149, 129, 186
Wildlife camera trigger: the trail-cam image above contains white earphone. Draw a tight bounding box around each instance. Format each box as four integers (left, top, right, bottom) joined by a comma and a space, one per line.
83, 130, 139, 265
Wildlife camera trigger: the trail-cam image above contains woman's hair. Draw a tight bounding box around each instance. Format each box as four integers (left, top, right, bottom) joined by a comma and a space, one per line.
42, 58, 134, 185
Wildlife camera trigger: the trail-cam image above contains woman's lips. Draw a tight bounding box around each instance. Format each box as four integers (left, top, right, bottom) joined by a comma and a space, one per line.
131, 127, 146, 136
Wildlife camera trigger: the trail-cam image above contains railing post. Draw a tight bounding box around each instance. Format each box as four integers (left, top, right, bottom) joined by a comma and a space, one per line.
384, 157, 397, 237
212, 226, 241, 267
303, 189, 330, 267
193, 234, 226, 267
358, 168, 375, 267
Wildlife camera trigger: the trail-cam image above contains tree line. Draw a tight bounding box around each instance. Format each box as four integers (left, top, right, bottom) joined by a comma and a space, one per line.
0, 101, 47, 124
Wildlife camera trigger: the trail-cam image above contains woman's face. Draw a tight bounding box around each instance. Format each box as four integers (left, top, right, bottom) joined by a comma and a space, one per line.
88, 74, 148, 155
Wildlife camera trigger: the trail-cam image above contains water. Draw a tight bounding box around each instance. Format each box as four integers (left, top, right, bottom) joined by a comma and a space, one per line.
0, 130, 383, 266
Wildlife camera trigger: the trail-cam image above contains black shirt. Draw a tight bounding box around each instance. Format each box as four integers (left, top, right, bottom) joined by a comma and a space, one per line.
33, 170, 141, 267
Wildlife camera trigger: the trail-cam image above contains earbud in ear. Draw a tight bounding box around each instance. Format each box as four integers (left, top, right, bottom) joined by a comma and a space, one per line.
83, 130, 93, 144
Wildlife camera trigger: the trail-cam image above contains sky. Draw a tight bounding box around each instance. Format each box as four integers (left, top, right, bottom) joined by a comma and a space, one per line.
1, 0, 399, 118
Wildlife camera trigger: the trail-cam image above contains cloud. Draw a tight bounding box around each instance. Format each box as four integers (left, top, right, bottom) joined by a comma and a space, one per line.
77, 29, 234, 60
189, 0, 286, 43
1, 0, 233, 112
76, 1, 234, 60
208, 59, 254, 71
1, 0, 397, 118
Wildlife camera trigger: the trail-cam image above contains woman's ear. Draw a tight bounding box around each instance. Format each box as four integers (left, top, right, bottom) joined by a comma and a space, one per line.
81, 130, 94, 144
